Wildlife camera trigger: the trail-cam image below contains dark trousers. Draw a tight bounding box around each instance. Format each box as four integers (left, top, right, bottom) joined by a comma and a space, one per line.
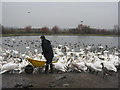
45, 58, 53, 72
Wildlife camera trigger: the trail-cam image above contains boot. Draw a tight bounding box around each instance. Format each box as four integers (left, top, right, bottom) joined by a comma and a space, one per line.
45, 64, 49, 74
49, 63, 53, 73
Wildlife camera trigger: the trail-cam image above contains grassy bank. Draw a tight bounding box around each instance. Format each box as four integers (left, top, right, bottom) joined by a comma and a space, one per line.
0, 33, 119, 37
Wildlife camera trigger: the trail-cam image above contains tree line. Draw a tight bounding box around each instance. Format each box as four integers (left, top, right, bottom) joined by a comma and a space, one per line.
1, 24, 119, 35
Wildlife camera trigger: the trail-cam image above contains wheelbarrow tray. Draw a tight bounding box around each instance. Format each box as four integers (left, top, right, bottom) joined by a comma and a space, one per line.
26, 58, 46, 67
26, 58, 57, 67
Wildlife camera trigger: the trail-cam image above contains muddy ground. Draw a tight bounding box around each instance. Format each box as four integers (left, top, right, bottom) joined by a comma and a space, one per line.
2, 70, 119, 89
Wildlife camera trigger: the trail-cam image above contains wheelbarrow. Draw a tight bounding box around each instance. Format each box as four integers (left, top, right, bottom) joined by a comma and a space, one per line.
25, 58, 57, 74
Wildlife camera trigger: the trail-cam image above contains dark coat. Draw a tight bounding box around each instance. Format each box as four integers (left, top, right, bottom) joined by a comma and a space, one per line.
41, 39, 54, 59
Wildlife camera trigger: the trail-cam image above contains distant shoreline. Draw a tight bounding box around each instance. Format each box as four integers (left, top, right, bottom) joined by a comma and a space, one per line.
0, 33, 118, 37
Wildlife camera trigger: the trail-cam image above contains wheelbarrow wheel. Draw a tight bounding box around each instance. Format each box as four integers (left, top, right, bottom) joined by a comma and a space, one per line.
25, 65, 34, 74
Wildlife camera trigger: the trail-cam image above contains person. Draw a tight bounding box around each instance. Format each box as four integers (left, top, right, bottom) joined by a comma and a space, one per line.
40, 35, 54, 74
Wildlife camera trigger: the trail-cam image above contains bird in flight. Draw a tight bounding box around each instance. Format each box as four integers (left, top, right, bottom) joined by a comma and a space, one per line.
28, 11, 30, 13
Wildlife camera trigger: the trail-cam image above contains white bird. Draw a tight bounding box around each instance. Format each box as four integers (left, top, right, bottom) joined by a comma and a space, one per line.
86, 45, 91, 50
12, 38, 15, 41
34, 49, 38, 54
85, 60, 102, 74
26, 46, 30, 49
17, 59, 29, 73
71, 62, 87, 72
109, 54, 119, 66
0, 62, 18, 74
53, 62, 67, 72
98, 45, 104, 49
102, 61, 117, 72
0, 56, 4, 61
91, 61, 102, 72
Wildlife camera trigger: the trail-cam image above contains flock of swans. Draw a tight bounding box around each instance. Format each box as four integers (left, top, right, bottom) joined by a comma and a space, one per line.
0, 37, 120, 78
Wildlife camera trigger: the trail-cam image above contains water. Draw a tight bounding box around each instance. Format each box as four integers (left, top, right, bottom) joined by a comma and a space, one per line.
0, 35, 119, 53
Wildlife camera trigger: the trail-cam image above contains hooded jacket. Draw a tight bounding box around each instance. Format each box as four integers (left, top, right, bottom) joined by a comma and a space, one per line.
41, 39, 54, 59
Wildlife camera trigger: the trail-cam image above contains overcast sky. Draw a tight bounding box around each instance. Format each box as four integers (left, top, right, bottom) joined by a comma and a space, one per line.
2, 2, 118, 29
0, 2, 2, 25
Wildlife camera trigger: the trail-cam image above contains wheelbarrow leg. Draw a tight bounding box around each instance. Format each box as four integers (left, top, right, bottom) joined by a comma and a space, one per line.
37, 66, 45, 74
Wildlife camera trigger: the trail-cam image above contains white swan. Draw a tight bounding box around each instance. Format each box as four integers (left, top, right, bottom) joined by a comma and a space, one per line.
91, 61, 102, 72
0, 62, 18, 74
102, 61, 117, 72
53, 62, 67, 72
71, 62, 87, 72
17, 59, 29, 73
